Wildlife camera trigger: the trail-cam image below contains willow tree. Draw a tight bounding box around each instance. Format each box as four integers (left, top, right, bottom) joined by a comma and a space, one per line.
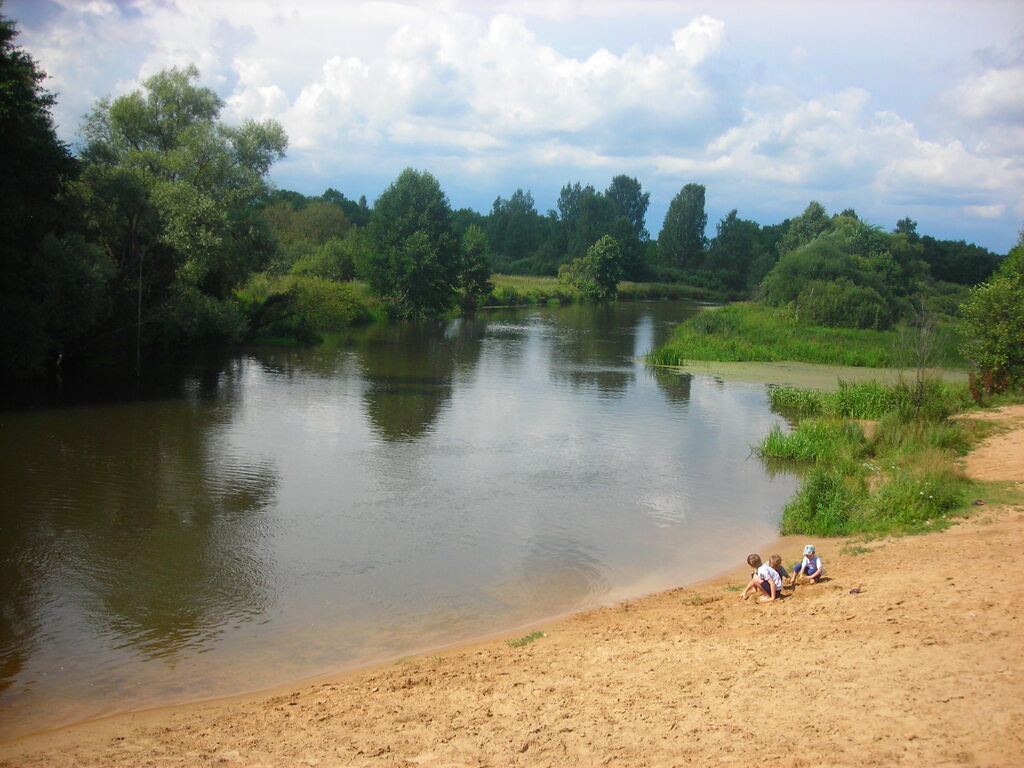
76, 65, 287, 364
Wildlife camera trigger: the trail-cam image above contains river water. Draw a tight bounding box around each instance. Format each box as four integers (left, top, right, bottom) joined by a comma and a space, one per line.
0, 301, 797, 738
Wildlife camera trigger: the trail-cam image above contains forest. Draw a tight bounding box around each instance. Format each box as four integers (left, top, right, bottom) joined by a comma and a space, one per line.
2, 10, 1019, 387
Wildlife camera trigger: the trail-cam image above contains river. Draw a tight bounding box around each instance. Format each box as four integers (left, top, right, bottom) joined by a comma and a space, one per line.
0, 301, 797, 738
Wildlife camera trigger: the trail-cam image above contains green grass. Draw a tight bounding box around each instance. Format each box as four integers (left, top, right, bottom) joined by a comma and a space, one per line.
646, 302, 966, 369
840, 542, 874, 556
771, 381, 986, 537
505, 631, 546, 648
757, 418, 869, 465
487, 274, 578, 306
769, 379, 973, 421
486, 275, 712, 307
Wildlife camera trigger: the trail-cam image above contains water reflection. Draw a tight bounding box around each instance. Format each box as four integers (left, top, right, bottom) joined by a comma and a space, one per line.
347, 319, 486, 442
0, 386, 278, 730
0, 300, 797, 739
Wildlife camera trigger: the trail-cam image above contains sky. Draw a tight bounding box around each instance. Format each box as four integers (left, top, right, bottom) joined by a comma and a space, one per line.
7, 0, 1024, 253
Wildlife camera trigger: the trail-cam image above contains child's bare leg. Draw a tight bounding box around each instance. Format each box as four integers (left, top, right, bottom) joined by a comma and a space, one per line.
740, 576, 760, 600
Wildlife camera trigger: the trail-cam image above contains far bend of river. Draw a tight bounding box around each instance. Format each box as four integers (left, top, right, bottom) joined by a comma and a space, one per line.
0, 301, 798, 738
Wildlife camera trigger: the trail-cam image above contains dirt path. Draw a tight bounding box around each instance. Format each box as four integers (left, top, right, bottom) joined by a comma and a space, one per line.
2, 407, 1023, 768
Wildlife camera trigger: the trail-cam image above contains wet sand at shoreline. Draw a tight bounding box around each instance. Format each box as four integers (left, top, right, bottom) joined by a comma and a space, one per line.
1, 405, 1022, 767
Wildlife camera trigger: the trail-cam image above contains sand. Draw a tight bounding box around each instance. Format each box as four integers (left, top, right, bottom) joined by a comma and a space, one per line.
2, 406, 1023, 768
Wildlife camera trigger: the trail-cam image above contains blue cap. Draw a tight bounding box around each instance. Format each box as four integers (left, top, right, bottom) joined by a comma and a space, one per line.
803, 544, 815, 555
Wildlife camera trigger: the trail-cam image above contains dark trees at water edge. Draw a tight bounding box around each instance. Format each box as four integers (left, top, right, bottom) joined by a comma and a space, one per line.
76, 65, 287, 364
0, 9, 93, 377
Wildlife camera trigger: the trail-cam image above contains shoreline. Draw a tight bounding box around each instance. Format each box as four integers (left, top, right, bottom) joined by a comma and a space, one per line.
1, 407, 1021, 766
0, 526, 795, 746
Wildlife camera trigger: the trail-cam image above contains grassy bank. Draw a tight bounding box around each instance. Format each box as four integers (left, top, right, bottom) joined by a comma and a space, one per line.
646, 302, 966, 369
485, 274, 712, 307
756, 379, 1024, 537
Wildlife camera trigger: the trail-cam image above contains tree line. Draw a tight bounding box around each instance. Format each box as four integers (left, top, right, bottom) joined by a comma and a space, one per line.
1, 9, 1011, 381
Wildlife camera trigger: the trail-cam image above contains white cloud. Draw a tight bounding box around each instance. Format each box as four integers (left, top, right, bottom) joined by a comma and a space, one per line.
965, 204, 1006, 219
944, 65, 1024, 124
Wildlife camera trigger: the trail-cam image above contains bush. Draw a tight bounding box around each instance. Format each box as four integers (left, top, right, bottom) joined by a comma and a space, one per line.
795, 278, 893, 330
780, 467, 862, 536
234, 273, 373, 343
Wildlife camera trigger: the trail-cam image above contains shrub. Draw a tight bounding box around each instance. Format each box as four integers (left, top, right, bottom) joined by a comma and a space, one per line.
758, 419, 868, 465
795, 278, 893, 330
780, 467, 862, 536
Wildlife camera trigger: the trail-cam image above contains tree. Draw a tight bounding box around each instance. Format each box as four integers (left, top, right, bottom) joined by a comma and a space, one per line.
779, 201, 832, 253
487, 189, 543, 263
0, 8, 99, 376
262, 199, 351, 272
558, 235, 623, 300
76, 65, 287, 363
570, 188, 618, 263
758, 237, 887, 309
605, 175, 650, 242
659, 183, 708, 271
959, 232, 1024, 392
919, 236, 1001, 285
894, 217, 919, 244
556, 181, 593, 234
605, 175, 651, 281
706, 209, 764, 291
363, 168, 460, 316
457, 224, 493, 311
320, 187, 370, 227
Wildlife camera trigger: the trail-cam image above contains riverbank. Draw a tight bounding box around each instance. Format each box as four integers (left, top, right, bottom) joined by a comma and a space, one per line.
2, 406, 1022, 767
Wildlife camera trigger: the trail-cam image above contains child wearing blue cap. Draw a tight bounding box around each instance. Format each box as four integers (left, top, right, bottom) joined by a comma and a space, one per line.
793, 544, 823, 584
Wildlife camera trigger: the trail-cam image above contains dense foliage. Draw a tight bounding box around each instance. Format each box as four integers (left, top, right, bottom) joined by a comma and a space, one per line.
76, 65, 288, 362
557, 235, 624, 300
958, 232, 1024, 392
0, 10, 84, 376
362, 168, 463, 317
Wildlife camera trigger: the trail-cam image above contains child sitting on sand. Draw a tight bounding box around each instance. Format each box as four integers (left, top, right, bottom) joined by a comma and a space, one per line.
792, 544, 823, 583
739, 553, 784, 603
769, 554, 792, 587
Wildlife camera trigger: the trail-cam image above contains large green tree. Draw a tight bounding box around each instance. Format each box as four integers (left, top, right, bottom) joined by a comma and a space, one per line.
605, 175, 651, 281
76, 64, 287, 361
487, 189, 544, 264
363, 168, 461, 316
706, 209, 764, 291
0, 8, 113, 377
659, 183, 708, 271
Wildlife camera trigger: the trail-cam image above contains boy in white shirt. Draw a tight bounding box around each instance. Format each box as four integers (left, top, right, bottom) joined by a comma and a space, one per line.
739, 553, 784, 603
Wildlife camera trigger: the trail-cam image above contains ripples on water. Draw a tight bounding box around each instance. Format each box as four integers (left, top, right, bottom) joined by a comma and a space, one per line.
0, 302, 797, 738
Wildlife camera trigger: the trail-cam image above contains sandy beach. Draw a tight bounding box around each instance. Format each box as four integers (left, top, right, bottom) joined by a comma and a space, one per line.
1, 405, 1022, 767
